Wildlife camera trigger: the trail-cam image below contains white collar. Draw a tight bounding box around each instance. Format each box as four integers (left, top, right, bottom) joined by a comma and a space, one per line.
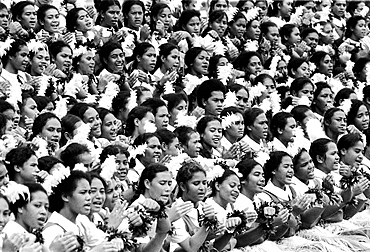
241, 134, 263, 152
264, 180, 293, 202
46, 212, 79, 234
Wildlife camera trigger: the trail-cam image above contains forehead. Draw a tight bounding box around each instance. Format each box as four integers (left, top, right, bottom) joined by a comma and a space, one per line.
23, 5, 35, 12
59, 47, 72, 54
30, 191, 48, 202
190, 171, 206, 181
320, 88, 332, 95
144, 47, 156, 54
91, 177, 104, 187
108, 5, 120, 11
209, 90, 224, 99
77, 10, 89, 17
147, 136, 160, 144
333, 111, 345, 118
249, 56, 260, 63
301, 83, 314, 90
45, 8, 59, 16
189, 132, 200, 140
236, 88, 248, 97
130, 5, 143, 12
206, 120, 221, 128
326, 142, 338, 152
157, 106, 168, 114
84, 107, 98, 117
110, 48, 123, 55
45, 118, 61, 127
103, 113, 115, 122
25, 98, 36, 106
280, 155, 293, 165
306, 32, 319, 38
223, 174, 240, 183
298, 151, 311, 163
153, 171, 171, 180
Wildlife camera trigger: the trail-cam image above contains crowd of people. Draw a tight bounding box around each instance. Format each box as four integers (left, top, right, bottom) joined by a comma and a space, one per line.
0, 0, 370, 251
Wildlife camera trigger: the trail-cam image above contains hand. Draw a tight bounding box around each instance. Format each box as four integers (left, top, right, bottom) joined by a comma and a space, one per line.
110, 238, 124, 251
9, 22, 25, 36
171, 31, 190, 42
226, 217, 242, 230
107, 200, 129, 228
37, 29, 51, 43
2, 233, 25, 252
156, 217, 171, 234
291, 96, 300, 106
19, 243, 43, 252
140, 198, 160, 212
75, 31, 84, 42
90, 241, 119, 252
140, 24, 151, 41
292, 195, 312, 215
159, 155, 172, 165
273, 208, 289, 226
98, 74, 119, 92
49, 231, 79, 252
25, 77, 42, 91
52, 69, 67, 79
347, 124, 361, 134
203, 203, 215, 220
155, 20, 165, 35
23, 116, 34, 131
353, 177, 370, 196
62, 32, 75, 44
208, 30, 219, 39
127, 211, 143, 226
167, 201, 193, 222
222, 144, 240, 159
36, 170, 49, 182
160, 70, 177, 85
339, 162, 352, 177
44, 64, 57, 76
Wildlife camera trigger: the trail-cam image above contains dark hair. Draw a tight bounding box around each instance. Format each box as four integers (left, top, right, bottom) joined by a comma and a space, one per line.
0, 100, 14, 113
100, 144, 128, 164
270, 112, 293, 138
291, 105, 311, 125
260, 21, 277, 36
49, 41, 72, 61
211, 169, 238, 196
131, 42, 155, 70
244, 107, 264, 134
0, 114, 8, 136
233, 51, 262, 72
347, 99, 367, 126
96, 0, 121, 26
196, 79, 226, 108
264, 151, 291, 182
345, 15, 366, 39
69, 103, 94, 121
99, 41, 123, 69
311, 82, 332, 112
66, 8, 86, 32
301, 28, 318, 40
38, 156, 62, 173
2, 39, 27, 66
33, 96, 52, 112
280, 23, 297, 44
174, 126, 197, 146
156, 128, 177, 145
176, 161, 206, 197
150, 3, 170, 31
196, 115, 221, 135
228, 84, 249, 96
309, 138, 334, 167
112, 91, 131, 117
334, 88, 356, 107
48, 170, 90, 212
96, 107, 112, 123
31, 112, 60, 140
10, 183, 47, 217
125, 106, 152, 136
60, 114, 82, 147
337, 133, 363, 154
353, 58, 370, 77
209, 0, 229, 13
204, 10, 228, 37
133, 132, 159, 147
310, 51, 329, 68
177, 9, 200, 31
220, 106, 243, 117
141, 98, 167, 115
287, 57, 308, 78
292, 148, 309, 172
229, 11, 246, 26
363, 86, 370, 102
184, 47, 204, 68
60, 143, 90, 170
290, 77, 314, 96
208, 54, 227, 78
88, 172, 107, 191
11, 1, 34, 22
137, 163, 168, 195
5, 146, 36, 181
236, 158, 261, 181
37, 4, 58, 27
122, 0, 144, 26
346, 1, 364, 16
323, 107, 344, 131
156, 43, 178, 70
253, 73, 275, 87
162, 93, 188, 112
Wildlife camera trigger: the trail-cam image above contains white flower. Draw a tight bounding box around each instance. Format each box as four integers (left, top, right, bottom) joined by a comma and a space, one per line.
126, 89, 138, 113
53, 97, 68, 119
206, 165, 225, 182
73, 45, 88, 58
42, 163, 70, 195
183, 74, 207, 95
164, 81, 175, 95
339, 99, 352, 115
242, 7, 260, 23
269, 17, 286, 28
249, 82, 266, 102
98, 81, 119, 110
244, 40, 259, 52
1, 181, 29, 204
223, 91, 237, 108
121, 32, 135, 58
31, 136, 48, 158
27, 39, 47, 54
144, 122, 157, 133
221, 113, 239, 129
74, 163, 87, 172
217, 64, 233, 85
254, 150, 270, 167
129, 144, 148, 159
305, 118, 326, 142
0, 38, 14, 58
175, 112, 197, 129
100, 155, 117, 182
298, 96, 311, 106
0, 134, 18, 160
270, 92, 281, 115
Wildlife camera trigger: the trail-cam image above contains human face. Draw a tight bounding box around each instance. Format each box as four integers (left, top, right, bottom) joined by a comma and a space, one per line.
78, 152, 93, 170
184, 132, 201, 157
246, 56, 262, 76
164, 137, 180, 156
225, 113, 244, 139
354, 105, 369, 132
182, 171, 207, 203
104, 179, 119, 211
256, 1, 267, 17
320, 23, 334, 45
340, 141, 364, 168
317, 0, 331, 11
67, 179, 91, 215
245, 20, 260, 40
277, 60, 287, 77
83, 107, 102, 138
320, 142, 340, 172
90, 178, 106, 213
217, 175, 240, 204
262, 78, 276, 98
76, 10, 93, 32
31, 48, 50, 75
354, 2, 366, 16
210, 15, 227, 37
115, 154, 129, 180
101, 113, 118, 141
332, 0, 346, 18
0, 9, 9, 30
294, 151, 315, 183
127, 4, 144, 29
230, 17, 246, 39
235, 89, 249, 111
204, 91, 224, 116
155, 7, 172, 30
138, 47, 156, 72
145, 171, 172, 203
265, 26, 279, 44
191, 50, 210, 75
22, 98, 39, 122
162, 48, 179, 71
184, 16, 201, 35
0, 164, 9, 188
54, 47, 72, 73
155, 106, 169, 129
0, 198, 10, 232
352, 19, 366, 40
293, 62, 310, 78
297, 83, 314, 102
106, 48, 124, 74
273, 156, 294, 186
21, 191, 48, 231
279, 0, 293, 17
142, 136, 162, 164
40, 118, 61, 143
10, 45, 29, 72
19, 5, 36, 29
101, 5, 120, 28
170, 100, 187, 125
327, 111, 347, 135
314, 88, 333, 114
78, 51, 95, 75
41, 8, 60, 33
304, 32, 319, 49
241, 0, 254, 11
243, 165, 265, 195
201, 120, 222, 148
287, 27, 300, 45
137, 112, 155, 135
279, 117, 296, 143
248, 113, 268, 141
213, 0, 228, 11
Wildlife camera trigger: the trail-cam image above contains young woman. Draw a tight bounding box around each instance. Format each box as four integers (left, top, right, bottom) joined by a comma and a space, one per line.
233, 51, 263, 84
153, 43, 180, 89
241, 107, 268, 153
66, 8, 97, 45
17, 94, 39, 140
31, 112, 62, 144
162, 92, 188, 127
27, 41, 50, 77
150, 3, 173, 46
60, 143, 93, 170
60, 114, 83, 147
311, 82, 334, 118
122, 0, 148, 42
227, 12, 247, 52
94, 0, 121, 42
347, 100, 369, 133
97, 108, 119, 143
283, 77, 315, 109
10, 1, 37, 40
228, 84, 250, 112
156, 128, 180, 158
310, 51, 334, 77
220, 107, 245, 157
125, 106, 155, 143
36, 5, 61, 41
197, 116, 223, 159
280, 24, 301, 57
287, 58, 310, 79
324, 107, 347, 143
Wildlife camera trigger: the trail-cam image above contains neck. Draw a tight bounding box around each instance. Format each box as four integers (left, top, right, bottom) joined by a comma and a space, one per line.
271, 177, 286, 190
128, 24, 139, 31
213, 195, 228, 209
160, 65, 168, 74
277, 136, 289, 147
59, 206, 78, 224
350, 35, 360, 42
30, 69, 41, 76
317, 165, 330, 175
15, 217, 31, 233
137, 66, 148, 73
326, 129, 339, 143
241, 187, 255, 200
201, 141, 213, 154
189, 68, 203, 78
248, 133, 261, 144
225, 133, 238, 144
182, 194, 198, 206
298, 177, 309, 185
5, 64, 18, 74
139, 157, 150, 168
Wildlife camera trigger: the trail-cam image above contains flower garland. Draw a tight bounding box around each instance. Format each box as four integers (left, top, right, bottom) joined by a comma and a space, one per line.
226, 210, 256, 235
42, 163, 70, 195
253, 201, 278, 238
97, 222, 137, 251
305, 188, 324, 207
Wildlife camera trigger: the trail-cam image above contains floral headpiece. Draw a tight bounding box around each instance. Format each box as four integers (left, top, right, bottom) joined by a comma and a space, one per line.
175, 112, 197, 129
268, 55, 291, 78
0, 134, 19, 161
221, 113, 239, 130
242, 7, 260, 23
1, 181, 29, 204
74, 163, 88, 172
223, 91, 238, 108
0, 38, 14, 58
143, 122, 157, 133
217, 64, 233, 85
98, 81, 120, 110
126, 89, 138, 113
73, 45, 96, 59
100, 155, 117, 182
42, 163, 70, 195
206, 160, 242, 182
338, 99, 352, 115
27, 39, 47, 54
129, 144, 148, 159
248, 82, 266, 102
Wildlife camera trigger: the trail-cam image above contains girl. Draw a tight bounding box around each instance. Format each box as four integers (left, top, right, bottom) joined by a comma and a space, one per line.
227, 12, 247, 52
280, 24, 302, 57
125, 106, 155, 142
97, 108, 119, 143
94, 0, 121, 42
153, 43, 180, 89
228, 84, 249, 112
287, 58, 310, 80
347, 100, 369, 133
283, 77, 315, 109
324, 107, 347, 143
60, 114, 83, 147
220, 107, 245, 155
197, 116, 223, 159
233, 51, 263, 84
66, 8, 97, 45
36, 5, 61, 41
27, 42, 50, 77
310, 51, 334, 77
31, 112, 62, 144
60, 143, 93, 170
10, 1, 37, 40
17, 94, 39, 140
162, 92, 188, 127
311, 82, 334, 118
241, 107, 268, 153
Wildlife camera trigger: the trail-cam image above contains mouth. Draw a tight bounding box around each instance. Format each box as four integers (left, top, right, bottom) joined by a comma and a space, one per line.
213, 137, 220, 145
153, 154, 161, 162
202, 64, 208, 71
37, 217, 46, 225
333, 161, 340, 170
286, 173, 293, 180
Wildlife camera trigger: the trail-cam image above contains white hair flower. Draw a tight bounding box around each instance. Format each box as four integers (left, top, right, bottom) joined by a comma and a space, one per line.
1, 181, 29, 204
100, 155, 117, 182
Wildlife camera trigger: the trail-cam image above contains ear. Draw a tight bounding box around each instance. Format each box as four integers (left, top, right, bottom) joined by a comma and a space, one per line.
277, 127, 284, 135
316, 154, 324, 164
61, 193, 69, 203
144, 179, 151, 190
136, 55, 141, 63
340, 148, 347, 157
246, 125, 252, 132
161, 142, 167, 151
214, 181, 220, 192
202, 98, 207, 107
17, 207, 23, 214
64, 132, 72, 141
277, 2, 282, 9
14, 165, 21, 173
160, 55, 166, 63
366, 97, 370, 105
179, 182, 186, 192
134, 118, 140, 127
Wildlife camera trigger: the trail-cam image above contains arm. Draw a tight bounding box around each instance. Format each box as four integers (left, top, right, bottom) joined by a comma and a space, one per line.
177, 226, 209, 252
